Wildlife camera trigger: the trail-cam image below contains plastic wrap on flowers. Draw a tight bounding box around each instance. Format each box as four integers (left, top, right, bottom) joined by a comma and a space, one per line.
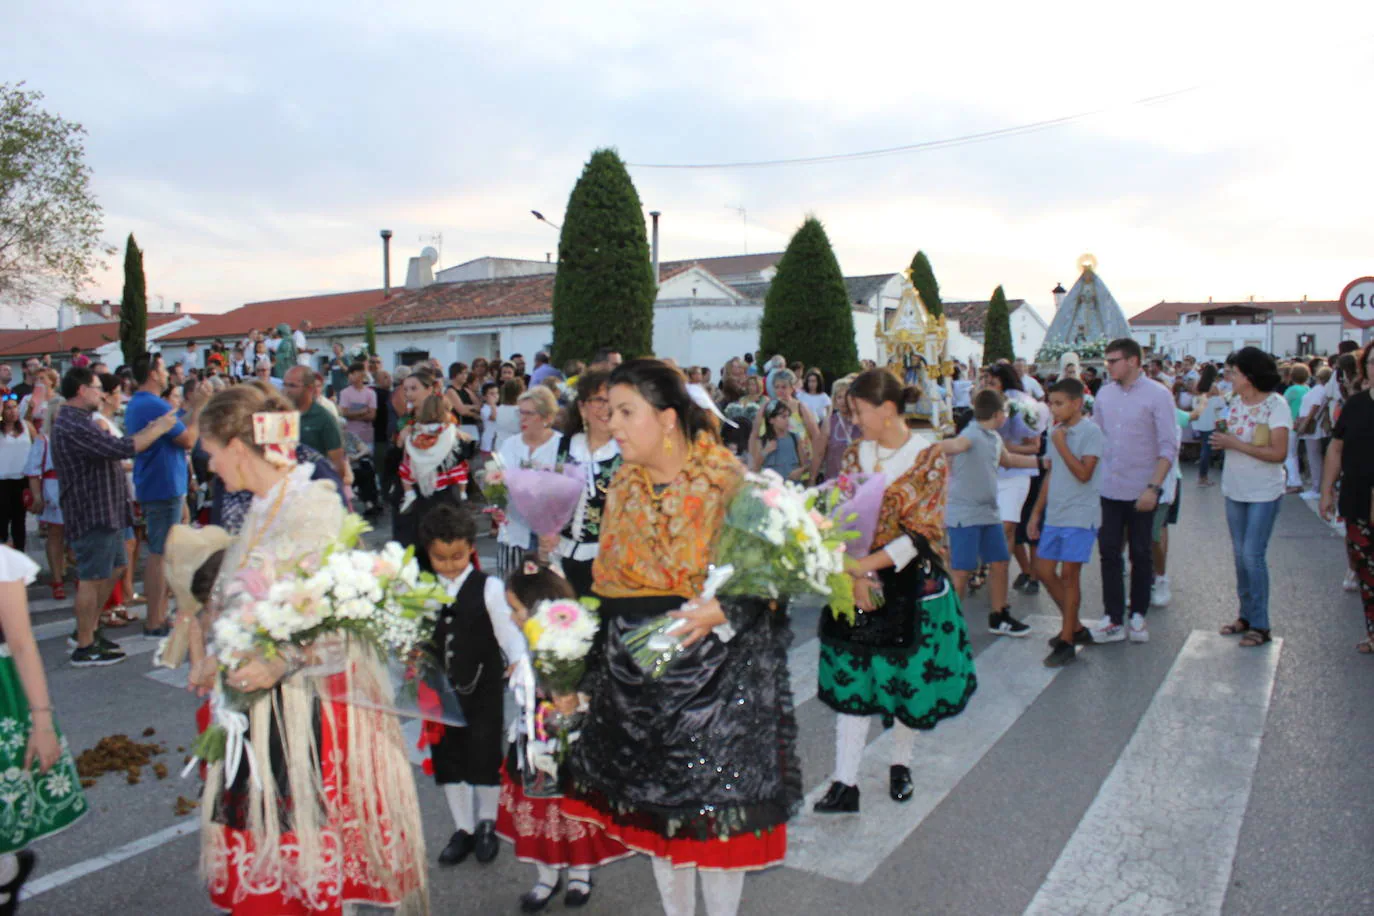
824, 472, 887, 559
504, 464, 585, 536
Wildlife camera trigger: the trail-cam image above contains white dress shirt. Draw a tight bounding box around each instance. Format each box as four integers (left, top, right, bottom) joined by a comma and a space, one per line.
438, 564, 528, 667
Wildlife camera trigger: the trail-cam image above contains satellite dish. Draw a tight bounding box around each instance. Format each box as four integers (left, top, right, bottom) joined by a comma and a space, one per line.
421, 246, 439, 266
1078, 253, 1098, 273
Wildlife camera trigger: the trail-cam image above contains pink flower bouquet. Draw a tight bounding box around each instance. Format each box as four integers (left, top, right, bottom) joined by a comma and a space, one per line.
504, 464, 585, 536
823, 472, 887, 559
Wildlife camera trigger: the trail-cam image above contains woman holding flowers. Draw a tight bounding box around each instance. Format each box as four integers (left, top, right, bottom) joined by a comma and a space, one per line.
814, 369, 976, 815
187, 385, 427, 915
562, 360, 801, 916
494, 387, 562, 578
545, 371, 620, 598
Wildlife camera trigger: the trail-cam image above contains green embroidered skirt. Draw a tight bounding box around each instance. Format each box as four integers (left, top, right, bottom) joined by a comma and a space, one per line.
818, 579, 977, 730
0, 652, 88, 853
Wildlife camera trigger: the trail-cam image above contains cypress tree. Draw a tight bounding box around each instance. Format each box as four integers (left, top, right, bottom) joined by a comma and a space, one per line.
364, 314, 378, 357
551, 148, 656, 364
758, 217, 860, 380
118, 233, 146, 368
908, 250, 942, 319
983, 285, 1013, 364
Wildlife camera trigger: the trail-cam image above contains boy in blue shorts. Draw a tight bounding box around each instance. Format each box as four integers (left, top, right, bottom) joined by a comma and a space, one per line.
940, 389, 1043, 637
1027, 378, 1104, 666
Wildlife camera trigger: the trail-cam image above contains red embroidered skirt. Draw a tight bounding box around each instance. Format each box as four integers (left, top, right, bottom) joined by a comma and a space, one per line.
559, 795, 787, 872
495, 762, 633, 869
205, 683, 423, 914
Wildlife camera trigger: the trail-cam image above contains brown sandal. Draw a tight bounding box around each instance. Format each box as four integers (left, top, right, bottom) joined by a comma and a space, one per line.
1219, 619, 1249, 636
1357, 638, 1374, 655
1238, 629, 1272, 647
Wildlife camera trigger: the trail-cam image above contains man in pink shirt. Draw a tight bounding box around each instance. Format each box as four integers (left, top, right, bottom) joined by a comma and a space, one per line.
338, 361, 377, 446
1089, 338, 1177, 645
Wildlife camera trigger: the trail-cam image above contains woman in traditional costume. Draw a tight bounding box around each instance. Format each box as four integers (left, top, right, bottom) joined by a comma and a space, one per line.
814, 369, 977, 814
187, 385, 428, 915
562, 360, 801, 916
545, 370, 620, 598
0, 544, 87, 912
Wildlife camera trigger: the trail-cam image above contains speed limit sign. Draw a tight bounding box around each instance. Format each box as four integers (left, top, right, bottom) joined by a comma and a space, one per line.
1341, 277, 1374, 328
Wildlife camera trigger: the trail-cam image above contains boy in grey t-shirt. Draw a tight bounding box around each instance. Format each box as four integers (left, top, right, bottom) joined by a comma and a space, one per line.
1027, 378, 1104, 666
940, 389, 1042, 638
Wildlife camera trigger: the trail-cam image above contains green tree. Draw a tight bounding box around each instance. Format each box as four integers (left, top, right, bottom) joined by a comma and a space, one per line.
118, 234, 146, 367
0, 82, 109, 311
983, 285, 1013, 364
759, 217, 860, 381
908, 250, 942, 319
551, 148, 656, 364
364, 314, 378, 357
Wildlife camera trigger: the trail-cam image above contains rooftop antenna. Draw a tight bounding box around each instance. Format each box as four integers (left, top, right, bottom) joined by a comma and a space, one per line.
725, 203, 747, 253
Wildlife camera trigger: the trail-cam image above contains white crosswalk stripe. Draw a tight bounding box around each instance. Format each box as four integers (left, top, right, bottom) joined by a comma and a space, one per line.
786, 615, 1064, 883
1024, 632, 1281, 916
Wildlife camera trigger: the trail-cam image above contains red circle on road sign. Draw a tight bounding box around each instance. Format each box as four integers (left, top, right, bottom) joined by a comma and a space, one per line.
1341, 277, 1374, 329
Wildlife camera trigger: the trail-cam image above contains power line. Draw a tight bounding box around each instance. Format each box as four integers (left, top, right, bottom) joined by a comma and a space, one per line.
627, 87, 1200, 170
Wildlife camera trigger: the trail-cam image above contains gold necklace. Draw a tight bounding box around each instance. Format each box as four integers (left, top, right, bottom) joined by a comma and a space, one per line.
873, 432, 912, 472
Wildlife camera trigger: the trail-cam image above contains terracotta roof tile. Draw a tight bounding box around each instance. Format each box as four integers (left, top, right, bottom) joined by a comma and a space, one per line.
660, 252, 783, 278
1129, 300, 1342, 325
942, 299, 1028, 335
0, 316, 183, 358
157, 288, 393, 343
362, 276, 555, 327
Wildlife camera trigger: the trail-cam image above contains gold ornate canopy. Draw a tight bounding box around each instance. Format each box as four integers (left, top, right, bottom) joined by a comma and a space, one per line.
875, 271, 953, 433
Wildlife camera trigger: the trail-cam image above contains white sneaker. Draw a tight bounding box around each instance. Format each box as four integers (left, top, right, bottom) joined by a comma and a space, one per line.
1344, 570, 1360, 592
1151, 576, 1171, 608
1129, 613, 1149, 643
1090, 621, 1126, 643
1299, 490, 1319, 500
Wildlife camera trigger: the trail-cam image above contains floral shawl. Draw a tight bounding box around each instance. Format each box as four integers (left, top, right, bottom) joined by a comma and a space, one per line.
840, 441, 947, 556
592, 434, 742, 600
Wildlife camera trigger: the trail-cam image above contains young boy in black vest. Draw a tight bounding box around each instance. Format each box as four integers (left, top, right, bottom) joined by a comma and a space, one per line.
419, 504, 528, 867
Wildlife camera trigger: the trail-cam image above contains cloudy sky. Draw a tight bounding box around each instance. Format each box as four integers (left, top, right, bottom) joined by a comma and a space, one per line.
5, 0, 1373, 327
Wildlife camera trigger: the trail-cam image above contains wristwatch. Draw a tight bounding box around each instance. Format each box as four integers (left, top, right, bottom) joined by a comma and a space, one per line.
1147, 483, 1164, 494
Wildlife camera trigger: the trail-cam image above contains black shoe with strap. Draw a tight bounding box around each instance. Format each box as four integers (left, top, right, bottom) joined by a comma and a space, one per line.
519, 875, 562, 913
813, 781, 860, 814
889, 765, 914, 802
0, 849, 36, 916
564, 876, 593, 908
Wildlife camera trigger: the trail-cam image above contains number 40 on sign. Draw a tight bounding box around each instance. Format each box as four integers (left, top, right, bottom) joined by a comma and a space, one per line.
1341, 277, 1374, 328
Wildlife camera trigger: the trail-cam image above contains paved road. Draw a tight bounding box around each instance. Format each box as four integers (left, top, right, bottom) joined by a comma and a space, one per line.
14, 472, 1374, 915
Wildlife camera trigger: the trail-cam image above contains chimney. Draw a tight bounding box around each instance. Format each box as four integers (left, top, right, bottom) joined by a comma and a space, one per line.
100, 299, 112, 319
173, 301, 182, 315
546, 252, 551, 263
380, 229, 393, 298
650, 211, 661, 286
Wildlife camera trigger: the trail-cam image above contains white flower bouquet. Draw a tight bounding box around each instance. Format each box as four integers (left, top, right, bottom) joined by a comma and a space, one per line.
624, 470, 850, 677
521, 598, 600, 695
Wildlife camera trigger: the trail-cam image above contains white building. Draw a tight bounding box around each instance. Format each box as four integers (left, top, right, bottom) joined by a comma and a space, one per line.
941, 298, 1050, 364
1129, 299, 1353, 359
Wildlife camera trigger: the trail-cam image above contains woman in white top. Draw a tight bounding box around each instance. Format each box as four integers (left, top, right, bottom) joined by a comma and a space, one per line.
1189, 364, 1222, 486
1294, 368, 1331, 499
796, 369, 832, 423
0, 398, 34, 552
1211, 348, 1291, 647
22, 397, 66, 600
494, 387, 562, 578
492, 379, 524, 453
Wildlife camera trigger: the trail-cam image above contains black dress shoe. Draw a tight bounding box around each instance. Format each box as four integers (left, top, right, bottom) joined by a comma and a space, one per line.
0, 849, 37, 916
474, 819, 500, 863
564, 876, 593, 908
437, 830, 474, 866
889, 765, 914, 802
519, 875, 562, 913
813, 781, 860, 814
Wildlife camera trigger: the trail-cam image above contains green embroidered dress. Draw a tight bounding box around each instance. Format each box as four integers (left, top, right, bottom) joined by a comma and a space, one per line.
0, 547, 87, 853
817, 436, 977, 729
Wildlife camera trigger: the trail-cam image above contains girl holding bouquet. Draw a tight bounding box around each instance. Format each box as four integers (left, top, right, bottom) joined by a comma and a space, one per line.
562, 360, 801, 916
814, 368, 977, 815
394, 394, 476, 554
547, 371, 621, 598
494, 387, 562, 578
187, 385, 428, 915
496, 563, 631, 911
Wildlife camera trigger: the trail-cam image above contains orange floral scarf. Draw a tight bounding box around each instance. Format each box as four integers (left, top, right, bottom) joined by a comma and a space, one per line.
593, 434, 742, 599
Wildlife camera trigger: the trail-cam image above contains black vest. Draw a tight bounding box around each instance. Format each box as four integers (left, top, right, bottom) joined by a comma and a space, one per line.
434, 568, 503, 697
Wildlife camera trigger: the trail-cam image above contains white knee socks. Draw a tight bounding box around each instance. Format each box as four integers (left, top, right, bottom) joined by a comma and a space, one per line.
444, 782, 500, 833
891, 721, 917, 769
535, 863, 560, 888
0, 853, 17, 885
700, 870, 745, 916
833, 713, 868, 785
651, 857, 696, 916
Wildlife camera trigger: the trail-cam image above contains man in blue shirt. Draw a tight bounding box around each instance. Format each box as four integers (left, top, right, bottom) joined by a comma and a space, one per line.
124, 352, 207, 636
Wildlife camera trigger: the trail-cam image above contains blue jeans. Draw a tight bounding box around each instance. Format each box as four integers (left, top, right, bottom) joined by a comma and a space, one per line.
1196, 430, 1213, 480
1224, 496, 1282, 631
